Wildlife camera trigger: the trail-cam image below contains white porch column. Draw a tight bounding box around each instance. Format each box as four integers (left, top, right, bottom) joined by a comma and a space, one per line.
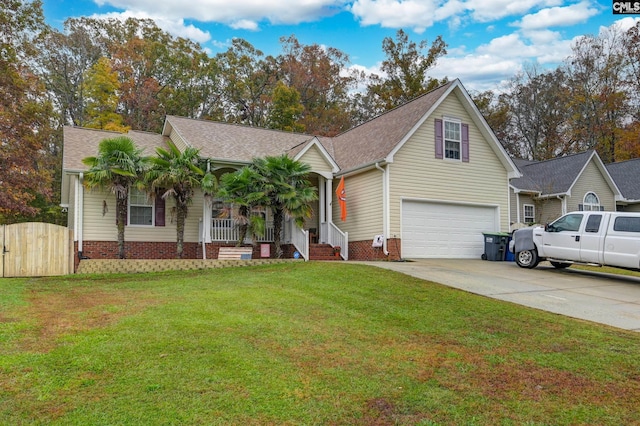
319, 176, 326, 225
202, 194, 212, 244
326, 177, 333, 225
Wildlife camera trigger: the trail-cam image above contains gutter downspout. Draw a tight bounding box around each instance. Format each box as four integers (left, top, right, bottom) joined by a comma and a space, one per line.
375, 163, 390, 256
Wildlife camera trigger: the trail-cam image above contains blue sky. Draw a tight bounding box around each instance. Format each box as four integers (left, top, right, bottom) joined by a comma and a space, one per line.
41, 0, 639, 92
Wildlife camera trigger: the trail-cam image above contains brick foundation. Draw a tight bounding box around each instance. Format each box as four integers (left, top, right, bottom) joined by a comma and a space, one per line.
74, 241, 285, 272
347, 238, 402, 261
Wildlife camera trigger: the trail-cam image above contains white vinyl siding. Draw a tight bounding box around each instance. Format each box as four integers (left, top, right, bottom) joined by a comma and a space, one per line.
82, 188, 204, 242
389, 95, 510, 238
570, 161, 616, 212
298, 145, 334, 173
169, 128, 189, 152
332, 169, 383, 242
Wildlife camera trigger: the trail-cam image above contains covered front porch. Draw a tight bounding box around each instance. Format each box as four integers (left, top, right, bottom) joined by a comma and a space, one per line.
199, 173, 348, 260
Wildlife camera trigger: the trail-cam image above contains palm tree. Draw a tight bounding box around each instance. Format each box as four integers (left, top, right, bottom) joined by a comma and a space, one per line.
250, 155, 317, 258
145, 140, 216, 258
218, 167, 269, 246
82, 136, 148, 259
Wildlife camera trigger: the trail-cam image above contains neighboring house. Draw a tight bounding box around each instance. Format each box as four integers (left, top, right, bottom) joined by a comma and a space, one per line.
509, 151, 622, 227
606, 158, 640, 212
61, 79, 520, 266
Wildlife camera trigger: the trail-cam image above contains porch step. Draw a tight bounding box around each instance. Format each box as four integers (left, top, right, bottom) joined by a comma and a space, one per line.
309, 244, 343, 261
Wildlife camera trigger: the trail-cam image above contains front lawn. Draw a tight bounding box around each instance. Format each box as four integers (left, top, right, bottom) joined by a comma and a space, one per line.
1, 262, 639, 425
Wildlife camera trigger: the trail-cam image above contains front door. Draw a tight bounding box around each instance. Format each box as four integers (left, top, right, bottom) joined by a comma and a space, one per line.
542, 213, 583, 261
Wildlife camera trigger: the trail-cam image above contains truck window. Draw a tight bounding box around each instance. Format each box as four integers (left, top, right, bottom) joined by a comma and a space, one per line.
549, 213, 583, 232
585, 215, 602, 233
613, 217, 640, 232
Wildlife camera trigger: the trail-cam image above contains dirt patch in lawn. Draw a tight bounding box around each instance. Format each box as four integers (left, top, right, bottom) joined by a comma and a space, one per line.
18, 287, 157, 352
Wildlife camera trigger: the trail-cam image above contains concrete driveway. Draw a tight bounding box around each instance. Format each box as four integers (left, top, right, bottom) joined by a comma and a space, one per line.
362, 259, 640, 332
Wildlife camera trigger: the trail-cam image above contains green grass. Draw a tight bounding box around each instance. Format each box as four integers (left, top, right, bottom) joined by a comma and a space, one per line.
1, 262, 639, 425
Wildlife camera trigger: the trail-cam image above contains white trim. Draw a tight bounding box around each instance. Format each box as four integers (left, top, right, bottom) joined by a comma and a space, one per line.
523, 203, 535, 223
128, 187, 155, 227
293, 137, 340, 173
442, 117, 462, 161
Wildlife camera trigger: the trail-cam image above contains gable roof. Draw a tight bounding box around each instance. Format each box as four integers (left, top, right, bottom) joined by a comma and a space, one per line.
606, 158, 640, 201
331, 79, 520, 177
63, 79, 519, 180
510, 150, 620, 198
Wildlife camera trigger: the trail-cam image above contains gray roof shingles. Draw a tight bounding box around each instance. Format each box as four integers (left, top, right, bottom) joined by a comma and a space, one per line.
63, 127, 168, 171
607, 158, 640, 201
63, 80, 470, 175
511, 151, 593, 195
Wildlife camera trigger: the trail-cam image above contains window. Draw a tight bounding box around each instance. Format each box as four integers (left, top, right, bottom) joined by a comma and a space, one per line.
585, 215, 602, 233
129, 188, 153, 226
549, 213, 583, 232
581, 192, 601, 211
444, 119, 461, 160
523, 204, 535, 224
613, 217, 640, 233
435, 118, 469, 162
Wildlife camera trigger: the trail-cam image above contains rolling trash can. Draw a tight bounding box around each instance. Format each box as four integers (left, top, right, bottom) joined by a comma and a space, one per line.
481, 232, 510, 261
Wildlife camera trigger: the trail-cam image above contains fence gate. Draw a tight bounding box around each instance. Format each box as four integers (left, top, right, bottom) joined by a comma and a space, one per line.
1, 223, 72, 277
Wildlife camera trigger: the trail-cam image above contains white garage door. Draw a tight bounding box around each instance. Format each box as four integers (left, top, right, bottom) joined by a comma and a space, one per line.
401, 201, 498, 258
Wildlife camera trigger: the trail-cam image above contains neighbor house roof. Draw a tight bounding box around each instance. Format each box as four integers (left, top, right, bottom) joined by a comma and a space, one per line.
606, 158, 640, 201
510, 150, 620, 198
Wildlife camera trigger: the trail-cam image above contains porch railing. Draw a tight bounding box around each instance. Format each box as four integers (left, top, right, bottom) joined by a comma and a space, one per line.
328, 222, 348, 260
210, 219, 274, 243
289, 222, 309, 261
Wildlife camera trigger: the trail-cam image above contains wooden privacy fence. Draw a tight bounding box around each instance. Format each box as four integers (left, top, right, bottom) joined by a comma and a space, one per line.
1, 223, 73, 277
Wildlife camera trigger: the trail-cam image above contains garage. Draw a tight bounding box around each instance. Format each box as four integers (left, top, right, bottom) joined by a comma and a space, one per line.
401, 200, 499, 258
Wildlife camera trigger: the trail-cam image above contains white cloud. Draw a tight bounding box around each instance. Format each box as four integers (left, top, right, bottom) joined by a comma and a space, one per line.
95, 0, 347, 26
349, 0, 441, 32
90, 10, 211, 43
515, 1, 599, 30
466, 0, 563, 22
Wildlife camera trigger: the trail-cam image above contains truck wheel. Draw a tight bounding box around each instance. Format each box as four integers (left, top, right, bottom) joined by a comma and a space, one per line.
550, 261, 571, 269
516, 249, 539, 269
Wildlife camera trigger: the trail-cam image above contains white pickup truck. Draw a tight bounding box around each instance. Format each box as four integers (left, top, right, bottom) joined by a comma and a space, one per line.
511, 211, 640, 270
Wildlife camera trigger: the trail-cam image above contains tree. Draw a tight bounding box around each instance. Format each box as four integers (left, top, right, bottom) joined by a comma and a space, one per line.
145, 141, 216, 258
266, 81, 305, 132
218, 167, 269, 246
366, 29, 448, 114
503, 66, 571, 160
0, 0, 55, 220
37, 18, 103, 126
250, 155, 317, 258
83, 57, 129, 132
216, 38, 278, 127
82, 137, 148, 259
277, 35, 356, 136
564, 27, 628, 162
470, 89, 516, 156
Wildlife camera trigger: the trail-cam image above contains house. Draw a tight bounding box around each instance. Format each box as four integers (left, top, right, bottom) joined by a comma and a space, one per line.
606, 158, 640, 212
509, 151, 622, 227
61, 79, 520, 266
